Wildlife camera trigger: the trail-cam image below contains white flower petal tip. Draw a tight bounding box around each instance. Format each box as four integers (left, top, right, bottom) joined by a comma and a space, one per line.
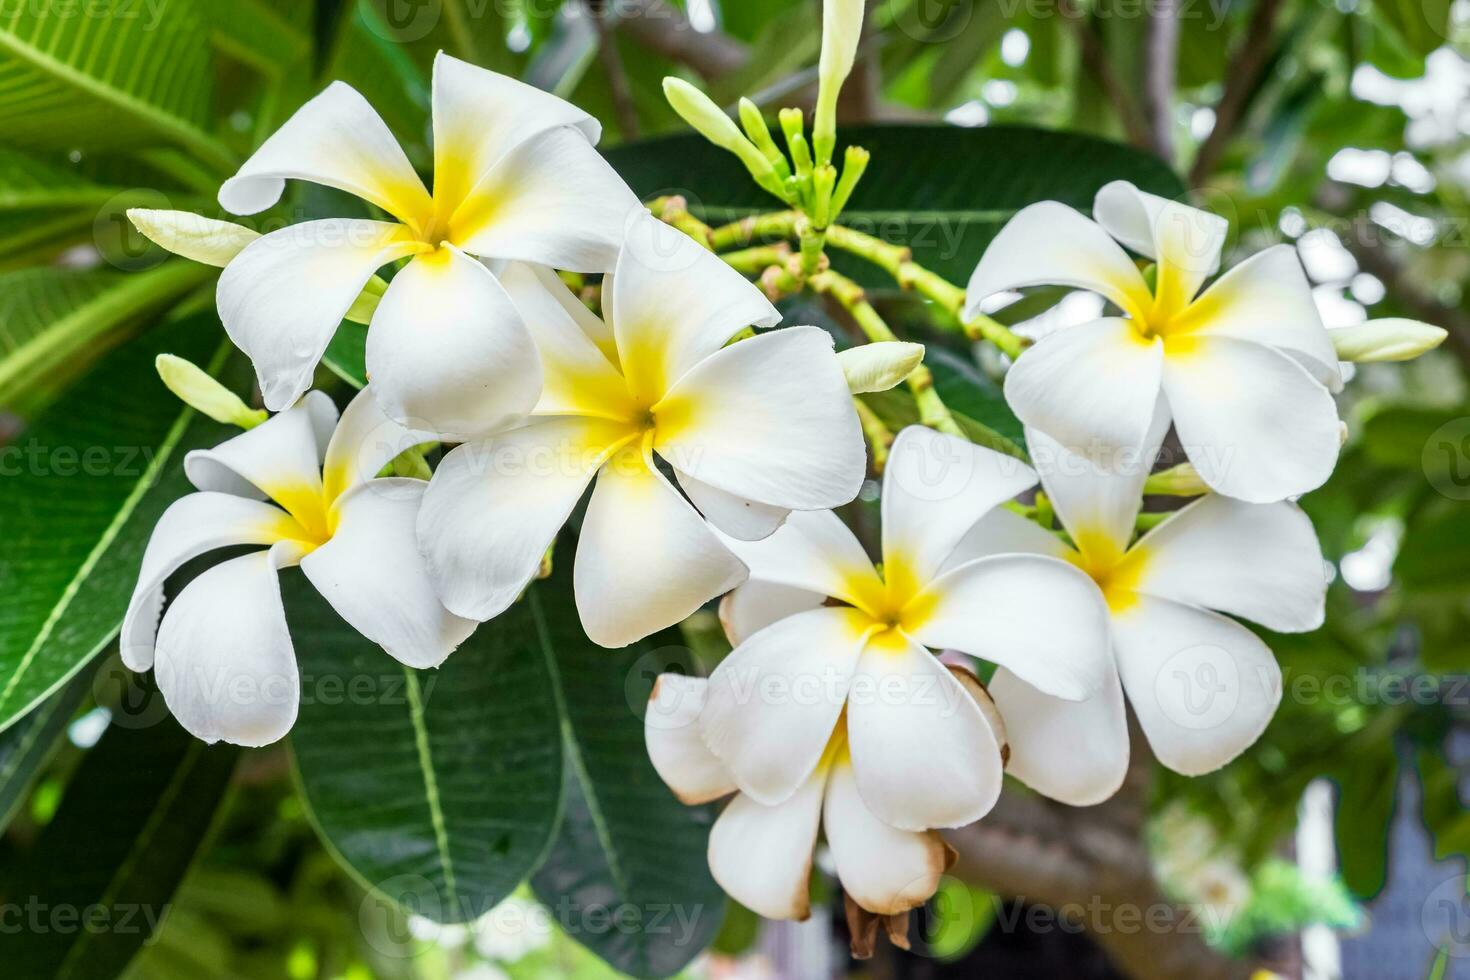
708, 770, 824, 921
128, 209, 259, 267
990, 666, 1130, 807
838, 342, 925, 393
1093, 181, 1228, 290
644, 673, 736, 805
1330, 318, 1448, 362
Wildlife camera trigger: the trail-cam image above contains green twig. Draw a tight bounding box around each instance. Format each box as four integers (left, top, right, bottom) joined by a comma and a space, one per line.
854, 396, 894, 472
648, 195, 715, 249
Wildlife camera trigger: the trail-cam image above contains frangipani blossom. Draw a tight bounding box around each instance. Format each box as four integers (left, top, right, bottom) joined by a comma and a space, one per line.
966, 181, 1342, 503
701, 426, 1111, 834
211, 52, 640, 437
949, 419, 1326, 804
123, 387, 475, 747
646, 673, 971, 921
418, 214, 866, 648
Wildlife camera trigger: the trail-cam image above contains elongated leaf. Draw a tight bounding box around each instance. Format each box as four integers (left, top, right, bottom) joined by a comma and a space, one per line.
0, 0, 234, 171
0, 314, 237, 734
604, 124, 1185, 285
0, 660, 92, 832
0, 710, 239, 979
288, 573, 563, 926
0, 149, 119, 211
0, 262, 215, 413
531, 556, 724, 979
199, 0, 311, 73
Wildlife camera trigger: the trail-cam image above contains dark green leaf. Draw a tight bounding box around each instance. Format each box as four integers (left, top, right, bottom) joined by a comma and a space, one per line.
530, 555, 725, 979
0, 314, 237, 734
0, 712, 239, 979
287, 573, 564, 925
1333, 740, 1398, 899
0, 661, 92, 832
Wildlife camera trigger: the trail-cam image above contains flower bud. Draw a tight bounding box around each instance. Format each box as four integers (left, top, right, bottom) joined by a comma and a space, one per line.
814, 0, 865, 166
155, 354, 266, 429
663, 78, 776, 187
1143, 462, 1209, 496
1329, 318, 1447, 362
838, 342, 925, 393
127, 209, 259, 267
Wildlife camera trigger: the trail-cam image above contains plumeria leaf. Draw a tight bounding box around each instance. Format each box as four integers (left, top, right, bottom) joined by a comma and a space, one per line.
0, 660, 92, 833
0, 314, 238, 734
286, 571, 564, 925
605, 124, 1184, 286
0, 148, 122, 211
529, 551, 725, 979
200, 0, 312, 76
0, 0, 234, 171
0, 705, 239, 978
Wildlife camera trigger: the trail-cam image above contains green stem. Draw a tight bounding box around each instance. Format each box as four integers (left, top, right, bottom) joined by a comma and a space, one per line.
809, 269, 964, 438
854, 396, 894, 472
721, 243, 791, 275
647, 195, 715, 249
709, 211, 800, 251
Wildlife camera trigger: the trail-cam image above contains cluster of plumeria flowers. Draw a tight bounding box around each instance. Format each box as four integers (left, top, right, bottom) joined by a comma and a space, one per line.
121, 0, 1447, 952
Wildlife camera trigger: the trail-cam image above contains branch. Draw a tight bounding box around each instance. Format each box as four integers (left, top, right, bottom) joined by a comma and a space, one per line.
587, 1, 640, 140
611, 0, 749, 78
1144, 0, 1181, 163
1188, 0, 1287, 185
1058, 0, 1153, 150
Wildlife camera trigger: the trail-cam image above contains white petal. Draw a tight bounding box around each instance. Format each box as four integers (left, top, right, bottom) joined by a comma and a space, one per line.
1111, 594, 1282, 776
217, 220, 423, 410
1004, 318, 1164, 459
708, 771, 824, 920
418, 417, 630, 621
154, 543, 306, 747
1025, 404, 1169, 562
908, 554, 1110, 701
964, 202, 1152, 322
676, 469, 789, 541
127, 209, 258, 267
824, 759, 952, 915
1161, 337, 1340, 503
701, 607, 871, 804
718, 580, 825, 647
717, 509, 883, 610
881, 425, 1037, 592
498, 262, 630, 418
185, 391, 336, 521
321, 386, 437, 504
1093, 181, 1227, 310
846, 629, 1004, 830
942, 507, 1073, 573
1132, 495, 1326, 632
655, 326, 865, 510
430, 52, 599, 216
366, 247, 542, 440
122, 493, 300, 670
219, 81, 431, 224
574, 448, 746, 648
1173, 245, 1343, 391
301, 480, 476, 669
990, 665, 1130, 806
611, 212, 780, 403
449, 127, 640, 273
644, 673, 736, 805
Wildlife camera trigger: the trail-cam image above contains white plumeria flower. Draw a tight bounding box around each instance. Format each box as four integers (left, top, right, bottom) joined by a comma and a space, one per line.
700, 425, 1110, 833
950, 419, 1326, 804
645, 673, 969, 920
965, 180, 1343, 503
212, 52, 640, 437
122, 387, 476, 746
417, 213, 867, 647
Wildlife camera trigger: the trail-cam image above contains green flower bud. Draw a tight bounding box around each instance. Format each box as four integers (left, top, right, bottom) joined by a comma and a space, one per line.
155, 354, 266, 429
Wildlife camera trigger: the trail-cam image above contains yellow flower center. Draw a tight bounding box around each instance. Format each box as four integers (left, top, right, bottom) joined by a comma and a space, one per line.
1067, 529, 1148, 613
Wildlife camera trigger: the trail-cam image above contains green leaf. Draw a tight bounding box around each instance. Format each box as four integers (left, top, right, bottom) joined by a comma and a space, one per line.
199, 0, 312, 74
530, 556, 725, 979
1334, 739, 1399, 899
926, 346, 1024, 446
0, 261, 215, 413
0, 0, 235, 171
0, 148, 120, 211
0, 314, 238, 734
0, 660, 92, 832
287, 572, 564, 926
0, 711, 239, 979
322, 321, 368, 389
605, 124, 1185, 286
